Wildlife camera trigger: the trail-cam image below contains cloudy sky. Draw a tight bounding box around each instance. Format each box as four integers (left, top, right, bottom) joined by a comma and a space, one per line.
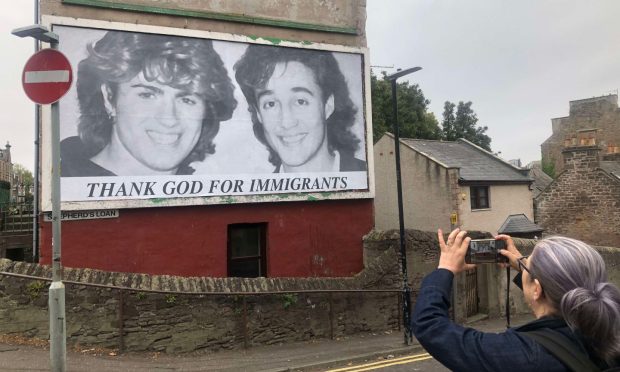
366, 0, 620, 165
2, 1, 619, 170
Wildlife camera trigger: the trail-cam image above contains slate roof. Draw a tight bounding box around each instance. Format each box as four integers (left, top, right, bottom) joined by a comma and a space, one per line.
528, 166, 553, 198
497, 214, 544, 234
600, 161, 620, 181
401, 138, 532, 183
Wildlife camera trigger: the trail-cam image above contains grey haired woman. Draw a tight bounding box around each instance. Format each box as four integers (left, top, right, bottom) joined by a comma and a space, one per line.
412, 228, 620, 371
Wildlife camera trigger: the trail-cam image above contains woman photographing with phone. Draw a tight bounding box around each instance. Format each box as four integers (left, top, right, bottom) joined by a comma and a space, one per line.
411, 228, 620, 371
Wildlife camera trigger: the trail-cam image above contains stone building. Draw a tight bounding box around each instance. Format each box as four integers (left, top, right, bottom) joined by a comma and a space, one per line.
535, 143, 620, 247
541, 94, 620, 177
0, 142, 11, 184
374, 134, 534, 235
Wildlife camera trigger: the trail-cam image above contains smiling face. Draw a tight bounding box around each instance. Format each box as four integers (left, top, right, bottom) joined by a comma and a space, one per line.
255, 61, 334, 170
102, 73, 206, 174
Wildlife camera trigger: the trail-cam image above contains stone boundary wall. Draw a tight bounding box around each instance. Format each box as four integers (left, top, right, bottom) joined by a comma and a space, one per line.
364, 230, 620, 322
0, 244, 401, 353
2, 229, 618, 353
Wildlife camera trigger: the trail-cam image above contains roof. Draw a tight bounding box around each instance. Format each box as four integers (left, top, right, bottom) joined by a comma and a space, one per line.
600, 161, 620, 181
497, 214, 544, 234
528, 166, 553, 198
401, 138, 532, 183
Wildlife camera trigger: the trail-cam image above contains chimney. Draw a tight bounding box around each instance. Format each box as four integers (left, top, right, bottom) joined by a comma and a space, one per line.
562, 145, 600, 171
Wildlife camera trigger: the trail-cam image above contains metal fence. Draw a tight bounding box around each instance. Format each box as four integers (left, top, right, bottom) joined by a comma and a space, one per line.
0, 270, 404, 353
0, 201, 34, 234
0, 201, 34, 262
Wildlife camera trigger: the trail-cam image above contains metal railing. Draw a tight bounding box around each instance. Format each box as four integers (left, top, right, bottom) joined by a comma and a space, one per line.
0, 201, 34, 234
0, 270, 405, 353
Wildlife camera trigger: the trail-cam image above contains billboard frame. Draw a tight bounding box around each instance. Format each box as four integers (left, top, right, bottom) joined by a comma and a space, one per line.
40, 15, 375, 212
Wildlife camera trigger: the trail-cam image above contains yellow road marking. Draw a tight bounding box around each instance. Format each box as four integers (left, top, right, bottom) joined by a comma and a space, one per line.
325, 353, 432, 372
350, 355, 434, 371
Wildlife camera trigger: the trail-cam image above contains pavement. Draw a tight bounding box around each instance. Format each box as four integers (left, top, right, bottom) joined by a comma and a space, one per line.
0, 314, 534, 372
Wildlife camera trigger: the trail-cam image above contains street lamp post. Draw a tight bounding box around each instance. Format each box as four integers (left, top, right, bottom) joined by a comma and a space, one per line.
385, 67, 422, 345
12, 24, 66, 372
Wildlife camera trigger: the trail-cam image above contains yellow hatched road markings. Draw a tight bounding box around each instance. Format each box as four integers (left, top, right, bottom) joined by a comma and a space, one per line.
325, 352, 433, 372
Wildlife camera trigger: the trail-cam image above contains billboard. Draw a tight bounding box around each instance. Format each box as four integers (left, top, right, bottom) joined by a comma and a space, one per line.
40, 17, 373, 211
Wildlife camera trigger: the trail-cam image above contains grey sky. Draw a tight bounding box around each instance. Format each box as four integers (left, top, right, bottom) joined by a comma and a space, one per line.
1, 2, 36, 170
2, 1, 619, 170
367, 0, 620, 165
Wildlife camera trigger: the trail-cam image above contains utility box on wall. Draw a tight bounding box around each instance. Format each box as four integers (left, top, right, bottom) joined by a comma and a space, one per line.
36, 0, 374, 278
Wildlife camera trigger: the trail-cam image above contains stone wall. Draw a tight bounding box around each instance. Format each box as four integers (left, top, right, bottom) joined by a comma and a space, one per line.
3, 230, 618, 353
365, 229, 494, 323
541, 94, 620, 176
0, 242, 401, 353
536, 146, 620, 247
366, 230, 620, 323
42, 0, 366, 47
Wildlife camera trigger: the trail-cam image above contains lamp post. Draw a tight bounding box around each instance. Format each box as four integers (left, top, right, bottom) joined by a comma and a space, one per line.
12, 24, 66, 372
385, 66, 422, 345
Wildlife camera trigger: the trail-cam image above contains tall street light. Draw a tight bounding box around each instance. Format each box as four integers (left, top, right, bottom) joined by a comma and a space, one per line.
385, 66, 422, 345
12, 24, 67, 372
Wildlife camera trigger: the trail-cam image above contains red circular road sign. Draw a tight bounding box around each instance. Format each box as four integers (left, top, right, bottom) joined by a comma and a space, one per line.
22, 48, 73, 105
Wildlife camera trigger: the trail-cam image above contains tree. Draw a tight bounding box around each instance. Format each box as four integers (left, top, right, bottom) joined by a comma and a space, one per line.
370, 72, 442, 142
12, 164, 33, 188
441, 100, 492, 151
541, 157, 556, 178
441, 101, 457, 141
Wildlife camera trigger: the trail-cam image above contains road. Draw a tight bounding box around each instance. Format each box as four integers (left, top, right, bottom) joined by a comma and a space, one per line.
323, 352, 449, 372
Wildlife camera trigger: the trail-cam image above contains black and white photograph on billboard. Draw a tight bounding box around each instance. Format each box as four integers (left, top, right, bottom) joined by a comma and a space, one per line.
43, 21, 371, 209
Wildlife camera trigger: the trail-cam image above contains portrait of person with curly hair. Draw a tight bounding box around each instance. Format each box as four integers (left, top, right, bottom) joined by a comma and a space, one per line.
60, 30, 237, 176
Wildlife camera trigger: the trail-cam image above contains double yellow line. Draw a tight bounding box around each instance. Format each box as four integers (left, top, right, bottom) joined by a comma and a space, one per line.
325, 352, 433, 371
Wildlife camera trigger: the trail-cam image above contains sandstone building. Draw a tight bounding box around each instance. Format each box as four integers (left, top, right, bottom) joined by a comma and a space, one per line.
541, 94, 620, 177
374, 134, 533, 235
535, 144, 620, 247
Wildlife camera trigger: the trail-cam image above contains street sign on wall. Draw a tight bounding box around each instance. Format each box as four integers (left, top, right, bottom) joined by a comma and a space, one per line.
22, 48, 73, 105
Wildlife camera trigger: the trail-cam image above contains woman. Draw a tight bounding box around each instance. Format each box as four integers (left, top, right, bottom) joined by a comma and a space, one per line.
61, 30, 237, 177
412, 228, 620, 371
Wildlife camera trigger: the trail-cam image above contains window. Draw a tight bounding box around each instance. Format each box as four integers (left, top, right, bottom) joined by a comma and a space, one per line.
228, 223, 267, 278
470, 186, 489, 210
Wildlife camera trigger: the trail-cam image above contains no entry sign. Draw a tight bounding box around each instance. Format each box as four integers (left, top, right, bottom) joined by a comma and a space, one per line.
22, 48, 72, 105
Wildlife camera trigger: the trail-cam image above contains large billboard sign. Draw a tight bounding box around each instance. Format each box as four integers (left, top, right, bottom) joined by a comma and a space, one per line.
40, 17, 373, 211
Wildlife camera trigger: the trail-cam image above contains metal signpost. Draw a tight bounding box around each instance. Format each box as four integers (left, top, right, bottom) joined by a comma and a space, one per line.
386, 66, 422, 345
13, 24, 72, 372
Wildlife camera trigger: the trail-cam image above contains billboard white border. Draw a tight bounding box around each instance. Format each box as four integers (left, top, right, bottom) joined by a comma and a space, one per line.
40, 15, 375, 211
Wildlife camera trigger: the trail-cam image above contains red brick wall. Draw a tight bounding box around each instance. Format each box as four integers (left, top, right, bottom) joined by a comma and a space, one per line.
39, 199, 373, 277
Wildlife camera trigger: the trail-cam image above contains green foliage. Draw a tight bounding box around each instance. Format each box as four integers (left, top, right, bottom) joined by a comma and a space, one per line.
542, 157, 556, 178
370, 72, 442, 142
164, 294, 177, 304
135, 292, 146, 300
12, 164, 33, 188
370, 71, 496, 152
281, 293, 298, 310
26, 281, 46, 300
442, 101, 492, 151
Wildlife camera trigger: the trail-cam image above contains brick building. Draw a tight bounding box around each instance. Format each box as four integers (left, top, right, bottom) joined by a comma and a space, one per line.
35, 0, 373, 278
541, 94, 620, 177
535, 144, 620, 247
0, 142, 11, 184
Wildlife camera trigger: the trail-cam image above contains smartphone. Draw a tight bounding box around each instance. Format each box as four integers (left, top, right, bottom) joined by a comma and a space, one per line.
465, 239, 508, 264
